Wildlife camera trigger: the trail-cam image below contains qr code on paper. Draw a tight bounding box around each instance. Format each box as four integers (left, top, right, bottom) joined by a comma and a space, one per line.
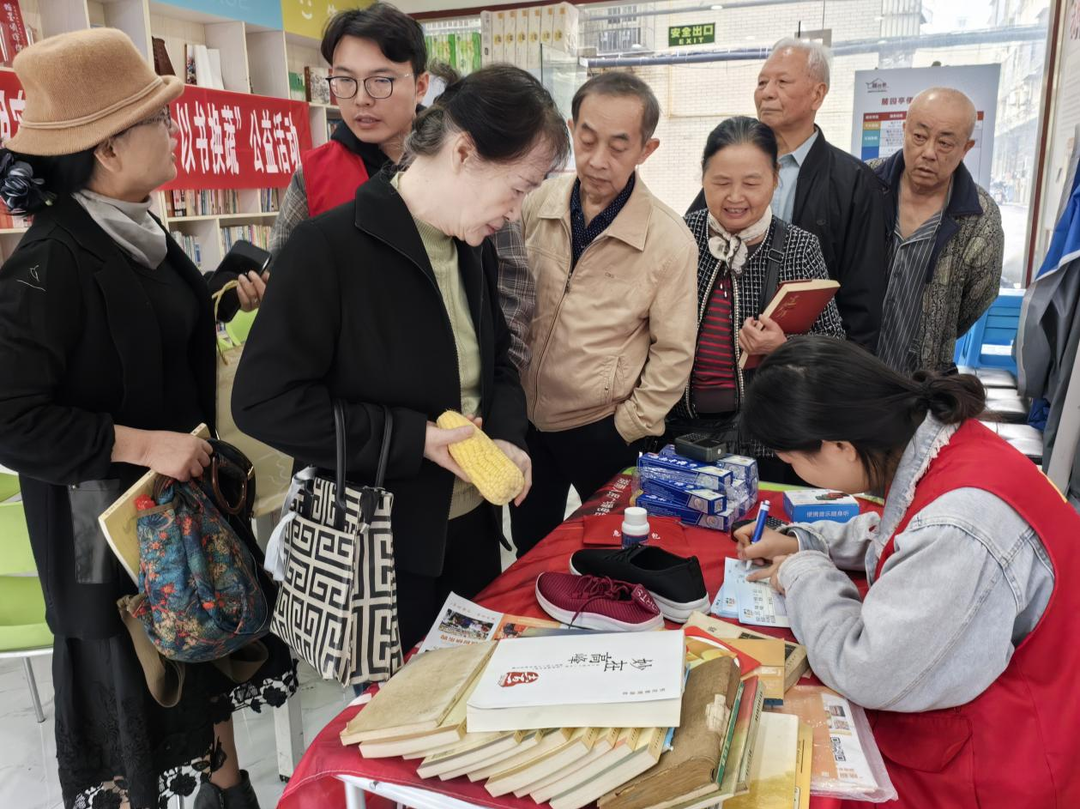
831, 736, 847, 763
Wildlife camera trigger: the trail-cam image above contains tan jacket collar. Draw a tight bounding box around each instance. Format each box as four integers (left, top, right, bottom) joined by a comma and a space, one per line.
535, 172, 654, 252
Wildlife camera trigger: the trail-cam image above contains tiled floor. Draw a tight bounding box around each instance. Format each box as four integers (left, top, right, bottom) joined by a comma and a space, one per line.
0, 492, 580, 809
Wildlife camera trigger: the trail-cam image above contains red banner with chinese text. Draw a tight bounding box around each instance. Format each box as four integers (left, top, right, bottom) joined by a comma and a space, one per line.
164, 85, 313, 190
0, 71, 312, 191
0, 70, 26, 144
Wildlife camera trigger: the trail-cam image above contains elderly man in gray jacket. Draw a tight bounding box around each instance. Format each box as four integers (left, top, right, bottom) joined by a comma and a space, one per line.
871, 88, 1004, 374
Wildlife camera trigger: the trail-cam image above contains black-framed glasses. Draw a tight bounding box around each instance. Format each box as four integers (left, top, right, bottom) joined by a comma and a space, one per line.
327, 74, 411, 100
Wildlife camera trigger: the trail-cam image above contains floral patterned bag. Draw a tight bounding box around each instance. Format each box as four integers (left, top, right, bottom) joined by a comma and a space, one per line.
132, 460, 269, 663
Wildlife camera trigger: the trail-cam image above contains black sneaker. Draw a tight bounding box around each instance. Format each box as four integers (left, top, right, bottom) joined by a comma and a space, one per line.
568, 545, 709, 623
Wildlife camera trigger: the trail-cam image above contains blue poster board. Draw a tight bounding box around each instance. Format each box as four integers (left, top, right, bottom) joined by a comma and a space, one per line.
156, 0, 283, 28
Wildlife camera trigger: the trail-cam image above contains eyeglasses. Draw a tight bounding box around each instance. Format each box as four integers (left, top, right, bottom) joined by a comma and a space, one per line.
130, 107, 173, 129
327, 74, 411, 100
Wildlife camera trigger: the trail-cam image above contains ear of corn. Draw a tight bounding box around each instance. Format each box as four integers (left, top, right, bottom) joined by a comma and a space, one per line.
436, 410, 525, 505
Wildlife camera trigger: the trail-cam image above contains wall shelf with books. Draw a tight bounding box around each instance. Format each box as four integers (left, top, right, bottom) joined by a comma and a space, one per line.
0, 0, 322, 268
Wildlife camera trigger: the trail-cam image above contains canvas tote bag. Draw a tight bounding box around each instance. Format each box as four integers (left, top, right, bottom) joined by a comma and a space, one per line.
270, 402, 403, 685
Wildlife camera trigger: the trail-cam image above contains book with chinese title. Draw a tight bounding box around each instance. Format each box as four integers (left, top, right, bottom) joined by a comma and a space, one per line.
466, 631, 685, 732
739, 278, 840, 370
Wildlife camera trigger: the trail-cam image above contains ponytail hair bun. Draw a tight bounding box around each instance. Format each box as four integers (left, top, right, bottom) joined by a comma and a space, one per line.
913, 370, 987, 425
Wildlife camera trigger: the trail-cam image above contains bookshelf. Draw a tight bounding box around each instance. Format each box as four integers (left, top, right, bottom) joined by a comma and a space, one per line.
0, 0, 336, 268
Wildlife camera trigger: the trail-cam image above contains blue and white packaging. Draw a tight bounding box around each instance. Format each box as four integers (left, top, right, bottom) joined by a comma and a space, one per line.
641, 477, 727, 515
715, 454, 759, 486
638, 493, 737, 532
783, 489, 860, 523
637, 452, 734, 492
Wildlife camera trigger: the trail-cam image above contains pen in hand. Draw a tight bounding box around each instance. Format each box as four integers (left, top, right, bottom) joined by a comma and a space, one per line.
745, 500, 771, 571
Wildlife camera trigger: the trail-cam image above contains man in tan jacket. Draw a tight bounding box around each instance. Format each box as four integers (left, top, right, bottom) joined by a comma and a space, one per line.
511, 72, 698, 556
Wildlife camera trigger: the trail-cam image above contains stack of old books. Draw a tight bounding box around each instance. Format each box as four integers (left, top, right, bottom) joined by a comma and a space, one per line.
339, 628, 805, 808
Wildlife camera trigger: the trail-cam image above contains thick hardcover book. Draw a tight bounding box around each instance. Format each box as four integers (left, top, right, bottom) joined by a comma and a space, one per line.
740, 278, 840, 370
598, 657, 743, 809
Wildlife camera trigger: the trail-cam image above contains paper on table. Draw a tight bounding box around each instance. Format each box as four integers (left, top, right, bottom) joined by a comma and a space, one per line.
417, 592, 561, 654
709, 579, 737, 619
721, 557, 791, 628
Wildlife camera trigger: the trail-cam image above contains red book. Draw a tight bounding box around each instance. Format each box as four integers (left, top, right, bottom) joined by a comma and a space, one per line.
739, 278, 840, 370
0, 2, 29, 67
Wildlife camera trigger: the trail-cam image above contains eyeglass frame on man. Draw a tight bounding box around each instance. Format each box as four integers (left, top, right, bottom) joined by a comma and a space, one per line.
326, 74, 413, 101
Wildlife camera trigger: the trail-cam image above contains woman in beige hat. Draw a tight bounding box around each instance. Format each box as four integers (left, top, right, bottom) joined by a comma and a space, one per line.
0, 28, 292, 809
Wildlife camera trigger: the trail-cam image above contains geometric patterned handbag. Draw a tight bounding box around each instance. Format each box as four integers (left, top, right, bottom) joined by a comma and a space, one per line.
269, 402, 403, 685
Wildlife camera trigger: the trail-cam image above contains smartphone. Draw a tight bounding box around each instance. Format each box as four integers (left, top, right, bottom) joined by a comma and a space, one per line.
674, 432, 728, 463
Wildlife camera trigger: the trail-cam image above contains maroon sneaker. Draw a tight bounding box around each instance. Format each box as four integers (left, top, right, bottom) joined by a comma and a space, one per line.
534, 572, 664, 632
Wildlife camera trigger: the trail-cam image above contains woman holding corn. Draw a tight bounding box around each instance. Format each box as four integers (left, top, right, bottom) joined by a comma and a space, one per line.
233, 65, 570, 650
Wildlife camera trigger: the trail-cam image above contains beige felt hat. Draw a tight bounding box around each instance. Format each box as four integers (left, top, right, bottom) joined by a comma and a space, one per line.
5, 27, 184, 156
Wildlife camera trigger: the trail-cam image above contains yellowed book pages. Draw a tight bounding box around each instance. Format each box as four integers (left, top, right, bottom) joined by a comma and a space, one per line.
469, 727, 570, 782
341, 642, 495, 745
98, 423, 210, 583
489, 727, 600, 797
550, 727, 667, 809
796, 722, 812, 809
361, 672, 481, 758
686, 611, 809, 692
724, 713, 799, 809
417, 730, 523, 778
439, 732, 541, 781
527, 727, 620, 801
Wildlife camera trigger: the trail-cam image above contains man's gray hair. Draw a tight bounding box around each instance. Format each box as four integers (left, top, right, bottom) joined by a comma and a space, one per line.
769, 37, 832, 89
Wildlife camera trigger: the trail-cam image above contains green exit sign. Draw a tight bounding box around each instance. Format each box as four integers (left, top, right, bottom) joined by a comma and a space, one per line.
668, 23, 716, 47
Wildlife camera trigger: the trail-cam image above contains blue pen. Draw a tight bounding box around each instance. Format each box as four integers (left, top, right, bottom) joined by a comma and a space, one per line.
745, 500, 771, 571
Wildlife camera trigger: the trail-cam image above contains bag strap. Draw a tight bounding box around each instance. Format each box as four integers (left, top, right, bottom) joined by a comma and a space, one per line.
333, 401, 348, 531
375, 407, 393, 489
331, 403, 394, 530
211, 279, 240, 323
757, 218, 789, 315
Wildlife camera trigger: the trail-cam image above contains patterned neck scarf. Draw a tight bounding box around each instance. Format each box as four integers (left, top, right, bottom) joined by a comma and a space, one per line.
707, 206, 773, 276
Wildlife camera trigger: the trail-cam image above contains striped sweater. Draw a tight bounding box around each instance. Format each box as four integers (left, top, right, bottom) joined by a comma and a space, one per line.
670, 211, 846, 456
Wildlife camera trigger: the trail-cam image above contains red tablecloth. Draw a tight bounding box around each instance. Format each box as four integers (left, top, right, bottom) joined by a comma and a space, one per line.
280, 476, 879, 809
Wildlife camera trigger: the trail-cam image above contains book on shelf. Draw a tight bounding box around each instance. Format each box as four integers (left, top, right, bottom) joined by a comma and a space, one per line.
739, 278, 840, 370
686, 611, 809, 692
184, 43, 197, 85
152, 37, 175, 76
466, 631, 685, 732
339, 641, 495, 746
0, 201, 32, 230
260, 187, 281, 214
326, 116, 339, 142
221, 225, 272, 255
167, 189, 241, 218
288, 71, 306, 101
598, 656, 744, 809
548, 726, 667, 809
305, 65, 331, 104
0, 1, 29, 67
170, 230, 202, 269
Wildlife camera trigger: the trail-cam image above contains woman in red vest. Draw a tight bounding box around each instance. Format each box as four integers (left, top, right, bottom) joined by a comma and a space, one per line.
736, 336, 1079, 809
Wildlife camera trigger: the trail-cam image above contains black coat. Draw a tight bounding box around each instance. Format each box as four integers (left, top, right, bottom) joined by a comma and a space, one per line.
231, 173, 528, 578
0, 195, 218, 638
688, 127, 889, 352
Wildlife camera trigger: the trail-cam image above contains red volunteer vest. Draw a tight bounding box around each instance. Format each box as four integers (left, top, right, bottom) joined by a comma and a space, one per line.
301, 139, 370, 218
844, 420, 1080, 809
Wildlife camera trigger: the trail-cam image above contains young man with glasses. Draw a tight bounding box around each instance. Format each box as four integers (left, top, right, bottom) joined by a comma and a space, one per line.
269, 3, 535, 374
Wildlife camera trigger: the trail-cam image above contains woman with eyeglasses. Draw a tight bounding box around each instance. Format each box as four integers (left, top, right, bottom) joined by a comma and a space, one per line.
0, 30, 292, 809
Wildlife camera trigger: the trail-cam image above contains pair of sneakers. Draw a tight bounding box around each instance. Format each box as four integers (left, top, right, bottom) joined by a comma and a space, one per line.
535, 545, 710, 632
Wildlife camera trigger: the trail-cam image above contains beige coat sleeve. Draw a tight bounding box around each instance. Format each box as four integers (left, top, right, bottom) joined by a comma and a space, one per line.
614, 226, 699, 442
